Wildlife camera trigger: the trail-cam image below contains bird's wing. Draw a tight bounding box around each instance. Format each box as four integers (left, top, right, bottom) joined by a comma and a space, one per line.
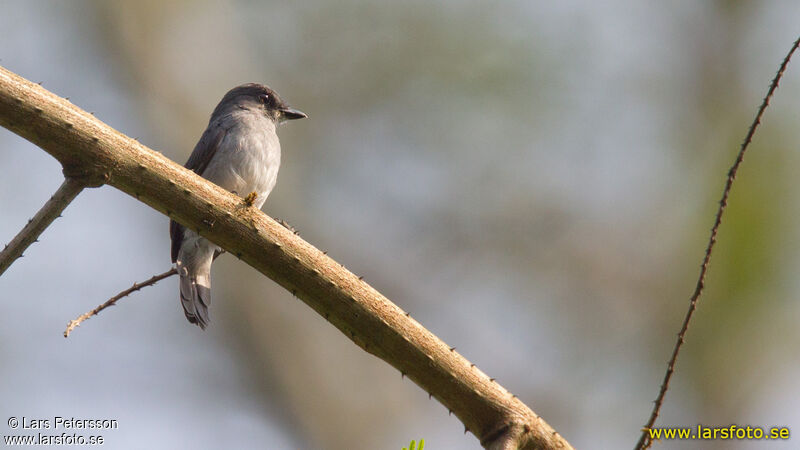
184, 120, 228, 175
169, 219, 184, 263
170, 122, 228, 263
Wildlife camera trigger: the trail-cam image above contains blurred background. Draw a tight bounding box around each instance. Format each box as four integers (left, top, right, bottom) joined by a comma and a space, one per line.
1, 1, 799, 449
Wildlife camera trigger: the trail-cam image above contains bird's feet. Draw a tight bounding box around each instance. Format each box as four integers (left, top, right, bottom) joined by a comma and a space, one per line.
243, 191, 258, 207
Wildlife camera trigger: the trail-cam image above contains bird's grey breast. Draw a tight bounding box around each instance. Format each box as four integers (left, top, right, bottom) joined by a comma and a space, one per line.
201, 109, 281, 208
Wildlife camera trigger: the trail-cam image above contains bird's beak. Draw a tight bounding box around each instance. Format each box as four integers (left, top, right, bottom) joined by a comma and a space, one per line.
280, 107, 307, 120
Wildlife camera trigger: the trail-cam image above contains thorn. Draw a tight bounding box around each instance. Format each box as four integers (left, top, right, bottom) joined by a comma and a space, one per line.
428, 393, 432, 400
235, 252, 242, 258
37, 81, 42, 85
291, 289, 297, 296
65, 97, 70, 101
405, 312, 410, 317
464, 427, 469, 434
490, 378, 495, 382
449, 410, 452, 416
322, 251, 328, 255
470, 363, 475, 368
401, 372, 405, 379
449, 346, 456, 352
34, 107, 42, 113
358, 276, 364, 281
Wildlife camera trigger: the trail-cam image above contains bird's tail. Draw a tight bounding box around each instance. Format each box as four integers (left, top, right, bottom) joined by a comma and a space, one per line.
177, 261, 212, 329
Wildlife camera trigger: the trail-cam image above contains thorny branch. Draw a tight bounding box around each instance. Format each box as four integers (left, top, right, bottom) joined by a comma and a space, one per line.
64, 268, 178, 337
635, 36, 800, 450
0, 65, 572, 450
0, 177, 85, 276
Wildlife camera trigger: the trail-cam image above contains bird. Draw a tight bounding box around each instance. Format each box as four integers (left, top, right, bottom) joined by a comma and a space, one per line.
169, 83, 306, 329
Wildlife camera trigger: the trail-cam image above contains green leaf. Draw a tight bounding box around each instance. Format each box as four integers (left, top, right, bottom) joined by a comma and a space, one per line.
402, 439, 425, 450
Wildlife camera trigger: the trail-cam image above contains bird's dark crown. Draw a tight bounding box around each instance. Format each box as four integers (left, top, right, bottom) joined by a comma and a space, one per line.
211, 83, 305, 122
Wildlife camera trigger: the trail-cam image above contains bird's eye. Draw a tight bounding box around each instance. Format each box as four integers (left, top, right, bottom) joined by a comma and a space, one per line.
259, 94, 270, 104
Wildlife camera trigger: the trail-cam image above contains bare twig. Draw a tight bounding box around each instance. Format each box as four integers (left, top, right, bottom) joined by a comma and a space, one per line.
0, 66, 571, 449
64, 268, 177, 338
0, 177, 84, 276
635, 36, 800, 450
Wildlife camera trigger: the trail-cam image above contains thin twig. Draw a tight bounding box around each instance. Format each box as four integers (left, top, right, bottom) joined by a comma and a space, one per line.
0, 177, 84, 276
64, 267, 177, 337
635, 36, 800, 450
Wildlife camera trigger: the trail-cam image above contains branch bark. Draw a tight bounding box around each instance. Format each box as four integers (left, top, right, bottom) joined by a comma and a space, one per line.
0, 177, 85, 275
0, 65, 572, 450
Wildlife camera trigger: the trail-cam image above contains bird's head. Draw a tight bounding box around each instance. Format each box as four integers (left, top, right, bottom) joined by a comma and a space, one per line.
214, 83, 306, 123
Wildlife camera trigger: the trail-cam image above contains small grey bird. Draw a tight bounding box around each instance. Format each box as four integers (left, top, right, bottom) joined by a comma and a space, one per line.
170, 83, 306, 329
